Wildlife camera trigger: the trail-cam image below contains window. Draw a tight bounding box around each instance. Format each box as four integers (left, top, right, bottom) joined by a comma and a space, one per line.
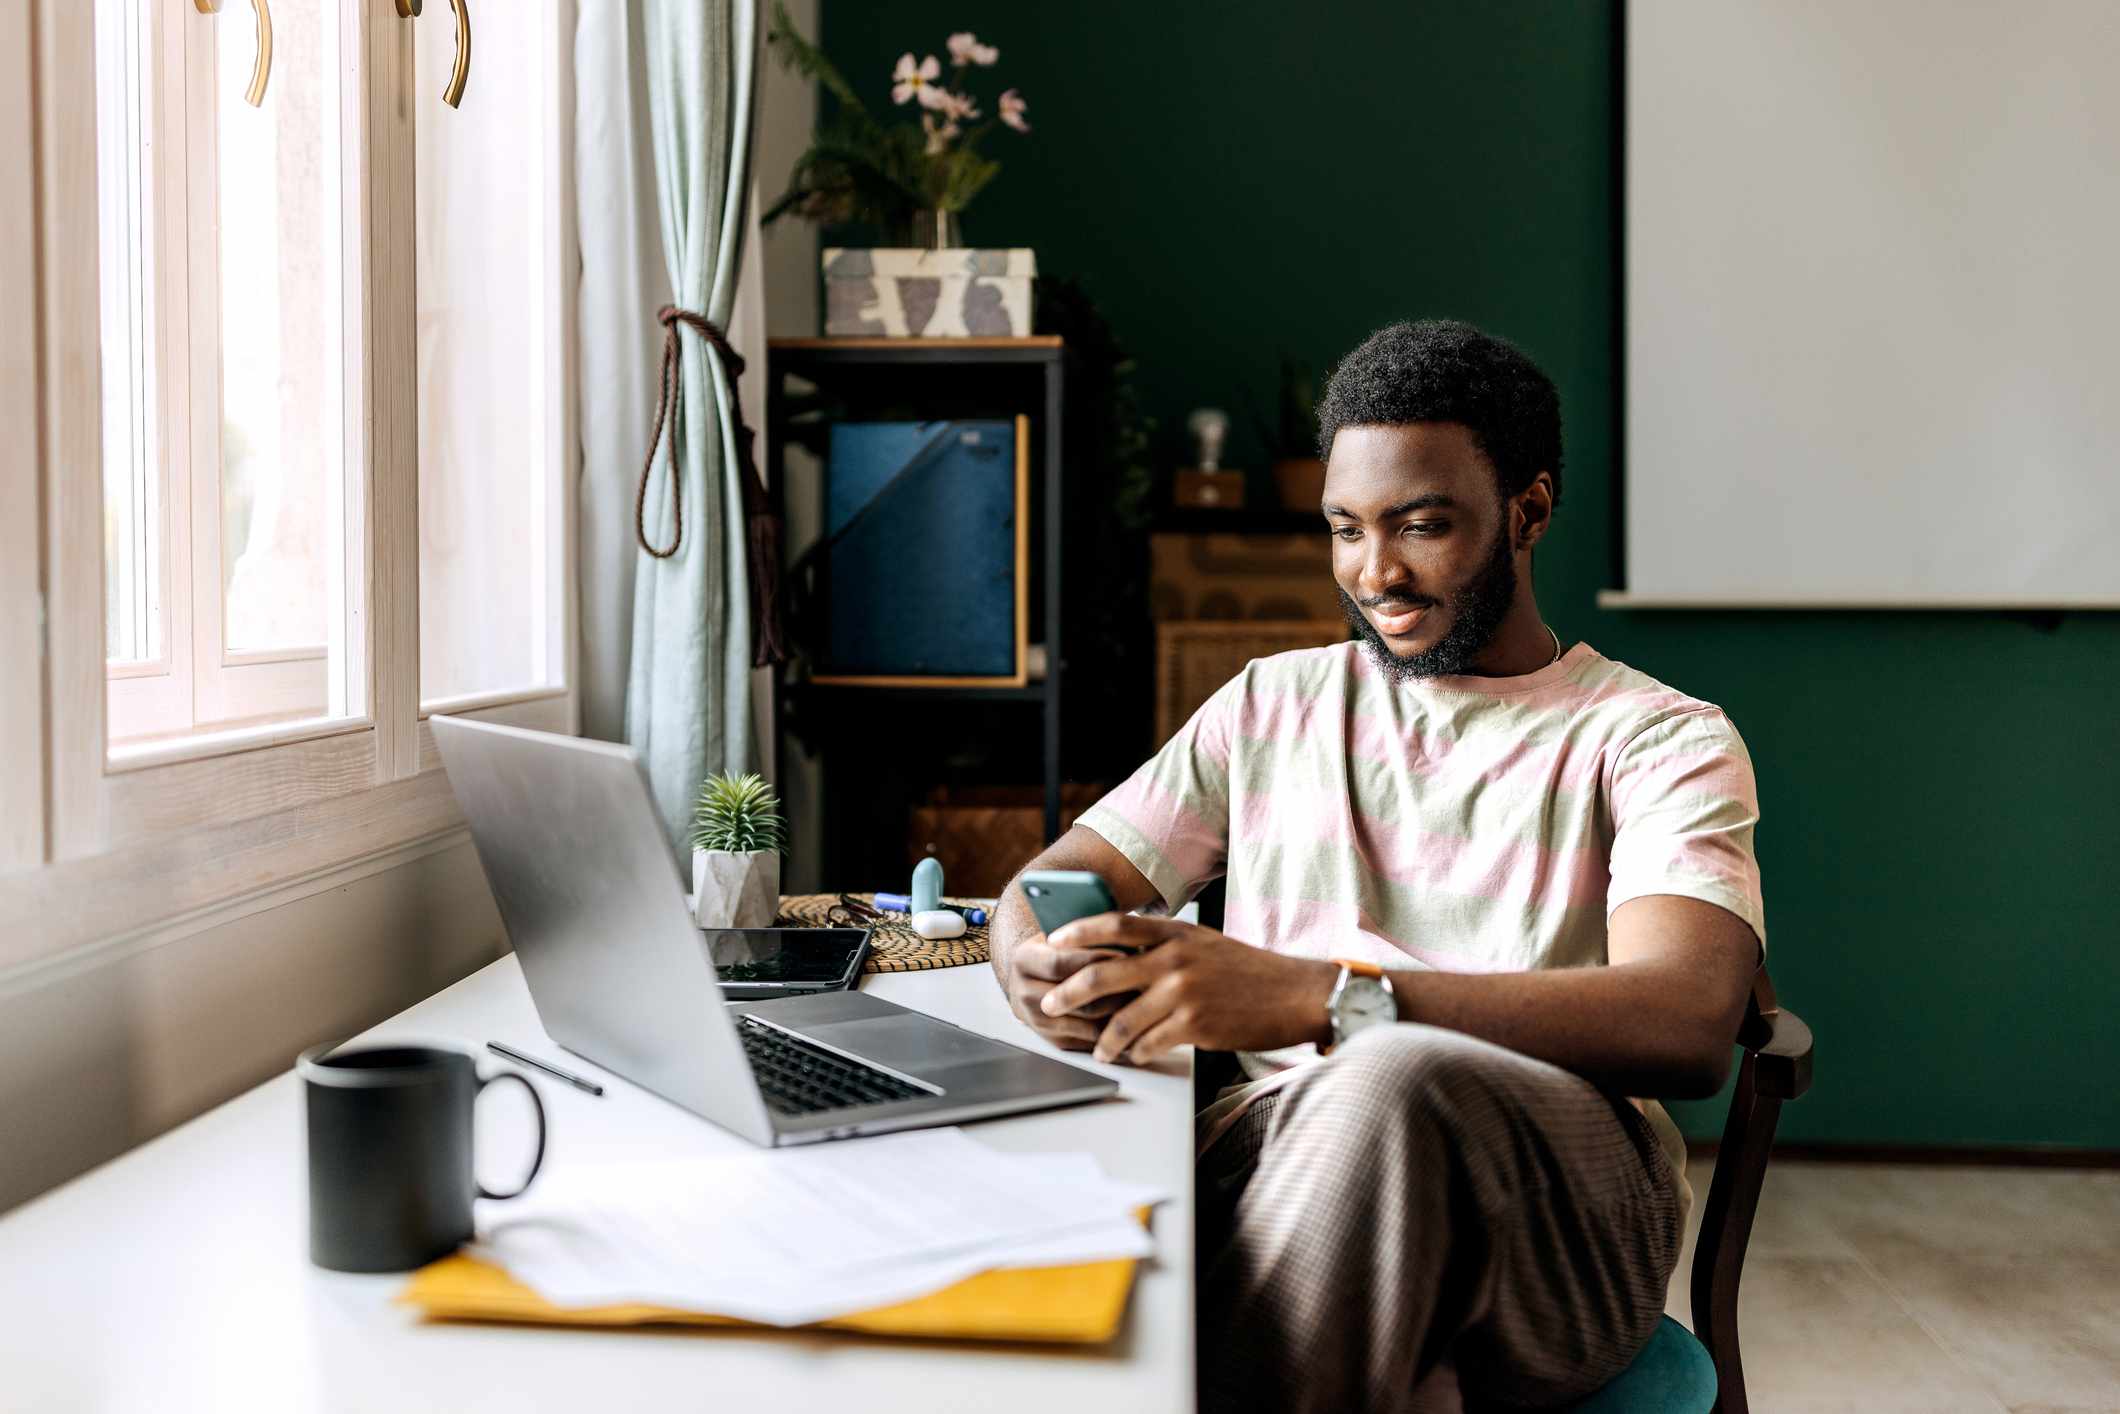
0, 1, 578, 962
413, 3, 571, 712
95, 0, 356, 750
87, 0, 573, 762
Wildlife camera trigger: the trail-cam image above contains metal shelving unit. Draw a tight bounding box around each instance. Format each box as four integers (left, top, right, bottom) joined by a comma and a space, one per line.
766, 337, 1067, 882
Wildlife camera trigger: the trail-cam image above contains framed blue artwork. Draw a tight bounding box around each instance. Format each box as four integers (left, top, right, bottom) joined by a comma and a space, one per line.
810, 416, 1029, 685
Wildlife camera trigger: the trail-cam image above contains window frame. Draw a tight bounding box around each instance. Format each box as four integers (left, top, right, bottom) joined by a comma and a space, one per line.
411, 0, 576, 720
96, 0, 190, 739
102, 0, 352, 747
2, 0, 44, 880
175, 2, 337, 731
3, 0, 580, 973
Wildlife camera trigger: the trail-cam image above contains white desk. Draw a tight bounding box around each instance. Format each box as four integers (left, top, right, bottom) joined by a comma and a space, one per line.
0, 957, 1196, 1413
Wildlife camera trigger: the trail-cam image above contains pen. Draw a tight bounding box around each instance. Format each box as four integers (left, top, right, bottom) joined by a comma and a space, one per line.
872, 894, 989, 926
487, 1040, 604, 1096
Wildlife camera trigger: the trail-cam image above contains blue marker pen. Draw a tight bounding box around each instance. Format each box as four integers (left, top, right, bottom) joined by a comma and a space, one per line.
874, 893, 988, 926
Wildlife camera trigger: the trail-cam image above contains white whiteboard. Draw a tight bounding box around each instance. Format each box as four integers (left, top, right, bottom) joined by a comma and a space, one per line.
1624, 0, 2120, 606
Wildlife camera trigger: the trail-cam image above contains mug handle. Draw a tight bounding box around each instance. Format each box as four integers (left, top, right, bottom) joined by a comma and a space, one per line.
475, 1071, 547, 1200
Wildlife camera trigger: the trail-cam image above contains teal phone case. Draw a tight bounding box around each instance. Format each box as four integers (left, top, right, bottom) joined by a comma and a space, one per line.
1020, 870, 1120, 939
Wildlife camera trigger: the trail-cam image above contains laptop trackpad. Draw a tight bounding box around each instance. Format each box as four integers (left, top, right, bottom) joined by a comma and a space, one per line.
803, 1016, 1011, 1075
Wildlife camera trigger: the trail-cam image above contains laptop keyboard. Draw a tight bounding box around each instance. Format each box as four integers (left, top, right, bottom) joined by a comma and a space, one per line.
737, 1015, 928, 1116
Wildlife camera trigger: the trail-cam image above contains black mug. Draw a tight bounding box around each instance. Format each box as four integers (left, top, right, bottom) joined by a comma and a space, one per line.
298, 1042, 547, 1273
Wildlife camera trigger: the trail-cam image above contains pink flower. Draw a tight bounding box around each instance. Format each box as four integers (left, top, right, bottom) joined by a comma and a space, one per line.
946, 32, 999, 67
998, 88, 1030, 133
921, 112, 961, 154
891, 53, 946, 108
943, 89, 980, 122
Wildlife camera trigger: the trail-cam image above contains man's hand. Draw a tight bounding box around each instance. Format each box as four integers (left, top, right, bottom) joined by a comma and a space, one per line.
1040, 915, 1341, 1065
1001, 937, 1132, 1051
988, 827, 1165, 1052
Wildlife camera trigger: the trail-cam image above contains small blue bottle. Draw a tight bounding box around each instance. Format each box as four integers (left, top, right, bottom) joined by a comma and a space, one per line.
910, 857, 944, 915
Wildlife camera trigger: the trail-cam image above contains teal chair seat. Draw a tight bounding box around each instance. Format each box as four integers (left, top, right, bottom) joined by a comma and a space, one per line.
1561, 1316, 1718, 1414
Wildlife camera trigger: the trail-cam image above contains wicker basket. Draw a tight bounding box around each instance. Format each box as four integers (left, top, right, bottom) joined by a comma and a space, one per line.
907, 784, 1104, 898
1154, 619, 1348, 745
777, 893, 991, 972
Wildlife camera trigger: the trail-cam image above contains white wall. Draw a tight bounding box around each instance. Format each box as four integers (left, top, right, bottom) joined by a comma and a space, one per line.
1626, 0, 2120, 606
0, 842, 505, 1214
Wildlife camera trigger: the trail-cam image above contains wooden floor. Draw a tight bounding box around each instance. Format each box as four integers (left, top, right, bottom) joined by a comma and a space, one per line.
1668, 1158, 2120, 1412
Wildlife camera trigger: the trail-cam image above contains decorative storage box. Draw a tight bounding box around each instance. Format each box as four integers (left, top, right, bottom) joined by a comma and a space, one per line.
822, 247, 1037, 338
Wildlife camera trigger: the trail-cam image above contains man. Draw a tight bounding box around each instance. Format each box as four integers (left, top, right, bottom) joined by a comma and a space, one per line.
986, 320, 1765, 1413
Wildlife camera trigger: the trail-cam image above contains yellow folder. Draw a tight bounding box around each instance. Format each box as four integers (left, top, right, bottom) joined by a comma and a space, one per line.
397, 1221, 1147, 1345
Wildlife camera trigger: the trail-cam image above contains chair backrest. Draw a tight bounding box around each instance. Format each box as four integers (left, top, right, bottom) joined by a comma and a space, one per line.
1690, 968, 1815, 1414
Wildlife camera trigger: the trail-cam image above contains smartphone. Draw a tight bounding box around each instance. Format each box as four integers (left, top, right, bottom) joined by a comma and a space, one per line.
704, 926, 871, 1000
1019, 870, 1143, 949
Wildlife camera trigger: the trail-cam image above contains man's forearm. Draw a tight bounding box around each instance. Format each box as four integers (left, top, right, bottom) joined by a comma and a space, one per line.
1383, 958, 1750, 1100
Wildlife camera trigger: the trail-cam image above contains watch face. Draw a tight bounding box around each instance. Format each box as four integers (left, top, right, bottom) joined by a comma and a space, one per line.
1345, 976, 1397, 1028
1334, 973, 1397, 1045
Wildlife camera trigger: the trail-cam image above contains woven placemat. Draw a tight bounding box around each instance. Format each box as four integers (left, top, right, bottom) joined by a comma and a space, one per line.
776, 893, 991, 973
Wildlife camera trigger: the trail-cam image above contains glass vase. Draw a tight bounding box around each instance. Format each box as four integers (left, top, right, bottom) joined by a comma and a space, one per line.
908, 209, 961, 250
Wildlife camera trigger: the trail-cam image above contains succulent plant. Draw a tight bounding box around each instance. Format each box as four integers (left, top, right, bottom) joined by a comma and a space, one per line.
689, 773, 788, 856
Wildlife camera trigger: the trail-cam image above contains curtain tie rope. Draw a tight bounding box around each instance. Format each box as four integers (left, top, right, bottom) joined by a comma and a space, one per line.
632, 304, 790, 668
636, 305, 751, 558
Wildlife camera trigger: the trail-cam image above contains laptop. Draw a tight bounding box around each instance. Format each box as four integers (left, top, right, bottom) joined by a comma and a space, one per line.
430, 716, 1118, 1146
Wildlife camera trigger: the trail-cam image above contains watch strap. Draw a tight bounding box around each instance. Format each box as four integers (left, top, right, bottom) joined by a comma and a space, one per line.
1330, 957, 1385, 979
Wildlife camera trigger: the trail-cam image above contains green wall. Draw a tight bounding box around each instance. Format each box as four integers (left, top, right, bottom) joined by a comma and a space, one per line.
814, 2, 2120, 1148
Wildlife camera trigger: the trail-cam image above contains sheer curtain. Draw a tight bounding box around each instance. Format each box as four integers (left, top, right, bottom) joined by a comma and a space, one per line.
575, 0, 763, 845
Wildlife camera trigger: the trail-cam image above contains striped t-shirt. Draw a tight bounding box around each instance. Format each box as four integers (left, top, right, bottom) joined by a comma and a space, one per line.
1076, 640, 1767, 1219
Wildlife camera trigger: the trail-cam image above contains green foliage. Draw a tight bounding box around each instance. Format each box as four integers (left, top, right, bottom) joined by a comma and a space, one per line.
1034, 276, 1159, 771
1254, 355, 1323, 460
689, 773, 788, 855
928, 140, 1003, 213
763, 1, 872, 125
1037, 277, 1158, 534
764, 2, 1013, 233
1286, 359, 1322, 453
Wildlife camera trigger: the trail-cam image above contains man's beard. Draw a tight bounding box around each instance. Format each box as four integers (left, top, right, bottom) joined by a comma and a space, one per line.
1338, 520, 1519, 681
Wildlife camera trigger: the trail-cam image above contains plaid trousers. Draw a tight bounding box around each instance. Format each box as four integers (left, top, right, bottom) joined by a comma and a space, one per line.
1195, 1023, 1684, 1414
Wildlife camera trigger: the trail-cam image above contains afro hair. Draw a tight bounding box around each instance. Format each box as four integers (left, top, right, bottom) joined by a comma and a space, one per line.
1316, 319, 1563, 511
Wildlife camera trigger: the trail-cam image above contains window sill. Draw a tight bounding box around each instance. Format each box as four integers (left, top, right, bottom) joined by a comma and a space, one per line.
106, 713, 372, 774
0, 765, 468, 986
418, 684, 568, 719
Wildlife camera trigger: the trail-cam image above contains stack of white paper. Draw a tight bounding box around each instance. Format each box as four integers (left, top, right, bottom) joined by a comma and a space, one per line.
467, 1128, 1168, 1326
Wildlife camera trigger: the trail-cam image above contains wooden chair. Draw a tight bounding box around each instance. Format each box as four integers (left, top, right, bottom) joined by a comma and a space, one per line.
1191, 968, 1814, 1414
1676, 967, 1815, 1413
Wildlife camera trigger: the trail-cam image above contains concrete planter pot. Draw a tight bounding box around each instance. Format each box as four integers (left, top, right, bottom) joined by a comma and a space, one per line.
690, 849, 780, 929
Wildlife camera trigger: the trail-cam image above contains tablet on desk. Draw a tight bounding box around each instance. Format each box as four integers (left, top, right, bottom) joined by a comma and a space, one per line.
706, 927, 871, 1000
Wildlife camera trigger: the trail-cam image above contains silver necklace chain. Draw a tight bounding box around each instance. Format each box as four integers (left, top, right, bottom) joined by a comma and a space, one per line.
1545, 624, 1563, 667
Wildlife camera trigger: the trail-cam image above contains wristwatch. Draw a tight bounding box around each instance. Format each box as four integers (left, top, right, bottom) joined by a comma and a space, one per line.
1323, 958, 1398, 1054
